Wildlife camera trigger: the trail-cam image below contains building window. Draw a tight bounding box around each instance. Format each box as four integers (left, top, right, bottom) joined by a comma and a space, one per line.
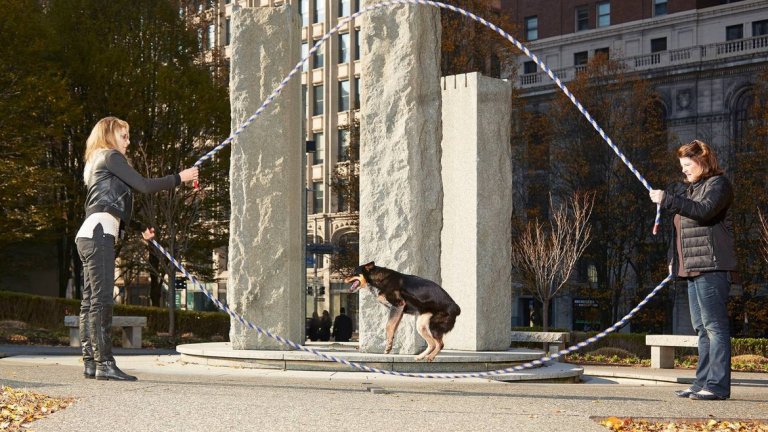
574, 51, 588, 66
594, 47, 609, 59
339, 80, 350, 111
313, 181, 324, 214
339, 33, 350, 63
523, 61, 537, 74
300, 0, 309, 27
314, 0, 325, 24
754, 19, 768, 37
313, 43, 324, 69
597, 2, 610, 28
196, 28, 203, 50
353, 78, 360, 109
314, 132, 324, 164
313, 85, 324, 116
207, 24, 216, 50
302, 84, 308, 118
575, 6, 589, 32
733, 90, 754, 153
340, 0, 351, 17
653, 0, 667, 17
338, 129, 350, 162
225, 18, 231, 46
726, 24, 744, 41
302, 43, 309, 71
525, 16, 538, 41
337, 179, 348, 212
353, 31, 360, 60
651, 37, 667, 53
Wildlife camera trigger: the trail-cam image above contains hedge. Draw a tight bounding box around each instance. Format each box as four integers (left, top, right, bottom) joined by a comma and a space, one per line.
513, 328, 768, 358
0, 290, 229, 338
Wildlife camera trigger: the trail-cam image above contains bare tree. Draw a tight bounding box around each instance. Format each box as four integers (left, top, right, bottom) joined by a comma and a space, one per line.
760, 209, 768, 266
511, 192, 595, 331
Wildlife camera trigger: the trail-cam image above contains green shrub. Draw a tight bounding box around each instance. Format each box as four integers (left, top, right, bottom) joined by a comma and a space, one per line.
732, 338, 768, 357
0, 290, 228, 338
570, 331, 650, 358
587, 347, 636, 359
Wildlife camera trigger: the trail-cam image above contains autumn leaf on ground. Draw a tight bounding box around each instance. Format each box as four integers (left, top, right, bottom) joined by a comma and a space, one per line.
598, 417, 768, 431
0, 386, 74, 431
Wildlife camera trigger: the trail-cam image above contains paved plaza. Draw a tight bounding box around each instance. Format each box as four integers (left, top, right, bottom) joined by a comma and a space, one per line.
1, 346, 767, 431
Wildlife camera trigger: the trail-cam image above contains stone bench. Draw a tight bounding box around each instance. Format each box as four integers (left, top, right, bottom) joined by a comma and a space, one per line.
510, 331, 570, 359
646, 334, 698, 369
64, 316, 147, 349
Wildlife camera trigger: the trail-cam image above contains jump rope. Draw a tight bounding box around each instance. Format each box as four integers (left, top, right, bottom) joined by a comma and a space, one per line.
150, 0, 674, 379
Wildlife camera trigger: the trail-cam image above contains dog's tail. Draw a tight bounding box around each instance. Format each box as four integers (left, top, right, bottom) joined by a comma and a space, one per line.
447, 302, 461, 317
430, 303, 461, 338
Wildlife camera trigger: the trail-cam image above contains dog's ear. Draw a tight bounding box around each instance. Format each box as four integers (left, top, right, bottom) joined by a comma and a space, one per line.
363, 261, 375, 271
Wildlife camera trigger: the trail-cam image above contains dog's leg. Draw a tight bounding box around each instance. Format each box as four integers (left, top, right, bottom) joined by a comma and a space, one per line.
414, 313, 435, 361
384, 301, 405, 354
425, 337, 444, 362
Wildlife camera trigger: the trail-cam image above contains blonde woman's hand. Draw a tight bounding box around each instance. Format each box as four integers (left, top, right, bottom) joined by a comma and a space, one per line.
142, 227, 156, 241
179, 167, 199, 183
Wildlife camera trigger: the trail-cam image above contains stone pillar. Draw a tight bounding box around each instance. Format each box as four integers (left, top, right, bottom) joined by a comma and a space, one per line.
441, 73, 512, 351
228, 6, 303, 350
358, 2, 442, 354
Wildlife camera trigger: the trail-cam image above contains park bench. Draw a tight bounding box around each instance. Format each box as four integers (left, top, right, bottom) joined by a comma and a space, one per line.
645, 334, 698, 369
64, 315, 147, 349
510, 331, 570, 360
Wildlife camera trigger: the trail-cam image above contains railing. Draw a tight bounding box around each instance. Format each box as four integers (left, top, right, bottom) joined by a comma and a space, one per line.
519, 34, 768, 89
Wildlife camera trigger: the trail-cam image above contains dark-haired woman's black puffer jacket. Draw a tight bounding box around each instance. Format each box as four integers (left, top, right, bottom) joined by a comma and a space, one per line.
662, 175, 737, 273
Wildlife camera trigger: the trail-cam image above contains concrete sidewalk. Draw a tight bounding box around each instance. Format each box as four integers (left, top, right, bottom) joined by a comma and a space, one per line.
1, 345, 767, 431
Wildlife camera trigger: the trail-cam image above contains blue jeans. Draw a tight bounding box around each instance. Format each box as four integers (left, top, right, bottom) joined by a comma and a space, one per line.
687, 271, 731, 398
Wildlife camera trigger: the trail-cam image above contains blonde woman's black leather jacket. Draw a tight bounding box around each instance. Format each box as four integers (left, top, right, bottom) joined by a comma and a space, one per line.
84, 149, 180, 236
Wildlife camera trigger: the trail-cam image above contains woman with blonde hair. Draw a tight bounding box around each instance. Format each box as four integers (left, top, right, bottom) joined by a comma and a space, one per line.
650, 140, 737, 401
76, 116, 198, 381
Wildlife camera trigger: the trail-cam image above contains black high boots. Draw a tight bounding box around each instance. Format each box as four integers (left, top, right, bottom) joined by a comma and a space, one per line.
95, 361, 138, 381
83, 359, 96, 379
90, 302, 138, 381
80, 312, 95, 379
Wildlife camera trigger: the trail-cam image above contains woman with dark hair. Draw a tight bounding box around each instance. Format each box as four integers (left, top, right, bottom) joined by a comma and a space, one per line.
650, 140, 737, 401
77, 116, 198, 381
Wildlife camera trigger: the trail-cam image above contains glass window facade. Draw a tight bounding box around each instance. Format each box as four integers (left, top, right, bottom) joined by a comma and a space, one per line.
313, 43, 324, 69
314, 0, 325, 24
339, 33, 350, 63
597, 2, 610, 28
575, 6, 589, 32
525, 16, 538, 41
339, 80, 350, 111
314, 132, 324, 164
313, 85, 324, 115
313, 182, 324, 214
338, 129, 350, 162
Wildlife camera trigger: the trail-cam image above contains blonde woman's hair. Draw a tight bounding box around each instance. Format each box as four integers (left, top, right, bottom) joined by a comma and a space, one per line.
676, 139, 724, 182
84, 116, 129, 163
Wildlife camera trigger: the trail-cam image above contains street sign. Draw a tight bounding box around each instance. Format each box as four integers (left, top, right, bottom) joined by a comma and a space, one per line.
306, 255, 315, 266
306, 243, 339, 255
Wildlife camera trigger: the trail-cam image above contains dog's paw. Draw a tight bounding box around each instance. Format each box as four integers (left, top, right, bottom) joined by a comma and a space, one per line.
384, 346, 392, 354
414, 355, 426, 361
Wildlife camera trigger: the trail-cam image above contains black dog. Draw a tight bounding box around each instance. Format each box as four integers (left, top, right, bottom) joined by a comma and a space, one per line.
345, 262, 461, 361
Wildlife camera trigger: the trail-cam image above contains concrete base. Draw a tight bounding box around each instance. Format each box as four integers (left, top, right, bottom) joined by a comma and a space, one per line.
176, 342, 583, 382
